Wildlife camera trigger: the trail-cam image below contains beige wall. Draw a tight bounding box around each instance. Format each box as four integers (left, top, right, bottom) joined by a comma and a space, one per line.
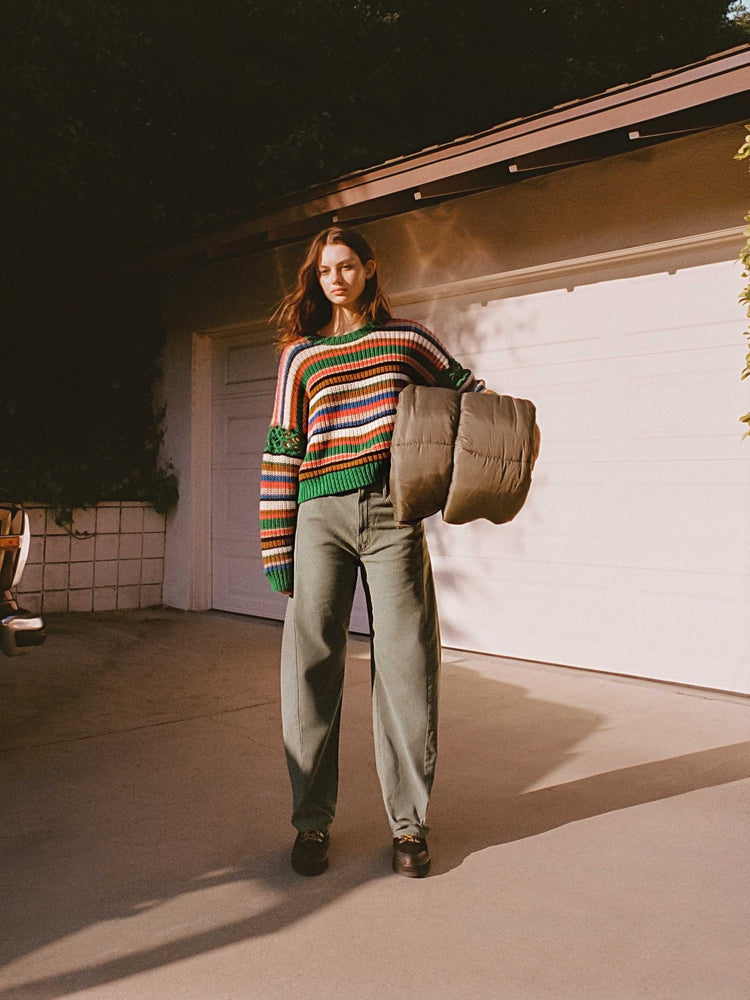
370, 121, 748, 293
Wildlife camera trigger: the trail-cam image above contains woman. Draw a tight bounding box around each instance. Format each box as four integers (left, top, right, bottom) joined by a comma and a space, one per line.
260, 227, 487, 878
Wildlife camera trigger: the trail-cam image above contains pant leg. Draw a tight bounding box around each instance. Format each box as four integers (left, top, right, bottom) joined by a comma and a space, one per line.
281, 493, 359, 832
359, 481, 441, 838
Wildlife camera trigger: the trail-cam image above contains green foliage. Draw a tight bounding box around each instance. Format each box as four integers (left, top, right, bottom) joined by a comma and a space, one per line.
150, 463, 179, 516
0, 271, 178, 511
734, 127, 750, 438
727, 0, 750, 29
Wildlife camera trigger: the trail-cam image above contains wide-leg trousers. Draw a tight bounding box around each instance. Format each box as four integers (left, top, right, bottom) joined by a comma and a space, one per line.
281, 476, 441, 838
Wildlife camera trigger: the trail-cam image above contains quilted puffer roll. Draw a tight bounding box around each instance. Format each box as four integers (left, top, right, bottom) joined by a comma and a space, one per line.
444, 392, 537, 524
389, 386, 460, 525
390, 384, 538, 527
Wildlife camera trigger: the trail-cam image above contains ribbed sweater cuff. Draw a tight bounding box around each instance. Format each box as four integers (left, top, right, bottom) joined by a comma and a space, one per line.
266, 568, 293, 594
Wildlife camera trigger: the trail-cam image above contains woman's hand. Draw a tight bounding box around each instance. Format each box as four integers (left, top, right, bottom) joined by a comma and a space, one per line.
281, 589, 293, 597
532, 423, 541, 469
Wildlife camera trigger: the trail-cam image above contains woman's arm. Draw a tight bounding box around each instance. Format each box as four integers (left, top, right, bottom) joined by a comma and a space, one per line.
259, 345, 308, 595
402, 319, 490, 393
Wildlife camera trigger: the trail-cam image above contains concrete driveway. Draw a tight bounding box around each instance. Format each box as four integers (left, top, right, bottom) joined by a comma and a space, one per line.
0, 608, 748, 1000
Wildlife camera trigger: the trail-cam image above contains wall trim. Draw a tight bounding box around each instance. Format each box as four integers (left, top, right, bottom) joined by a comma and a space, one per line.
390, 226, 746, 307
187, 323, 273, 609
189, 332, 214, 610
197, 317, 274, 342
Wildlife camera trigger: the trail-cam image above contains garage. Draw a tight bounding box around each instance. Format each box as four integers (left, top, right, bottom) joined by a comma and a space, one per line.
161, 49, 750, 694
208, 241, 747, 692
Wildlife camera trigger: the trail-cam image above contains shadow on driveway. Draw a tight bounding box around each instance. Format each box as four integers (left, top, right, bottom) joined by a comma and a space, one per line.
0, 610, 748, 998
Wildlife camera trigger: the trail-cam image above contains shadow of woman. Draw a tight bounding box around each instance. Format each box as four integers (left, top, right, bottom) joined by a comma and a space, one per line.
429, 656, 750, 873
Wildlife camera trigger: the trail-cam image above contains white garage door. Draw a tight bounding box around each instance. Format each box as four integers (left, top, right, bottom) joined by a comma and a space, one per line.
211, 256, 749, 693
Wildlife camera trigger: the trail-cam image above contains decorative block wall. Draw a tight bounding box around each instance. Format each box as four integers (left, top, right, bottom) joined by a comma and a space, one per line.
17, 502, 166, 614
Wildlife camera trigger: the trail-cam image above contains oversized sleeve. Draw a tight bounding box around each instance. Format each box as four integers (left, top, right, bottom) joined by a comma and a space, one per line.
259, 344, 308, 594
412, 321, 490, 393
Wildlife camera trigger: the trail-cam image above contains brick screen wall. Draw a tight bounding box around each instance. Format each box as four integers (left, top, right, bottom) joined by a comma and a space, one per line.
17, 502, 166, 614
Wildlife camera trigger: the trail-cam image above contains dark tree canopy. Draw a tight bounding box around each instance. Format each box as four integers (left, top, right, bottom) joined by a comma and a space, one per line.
2, 0, 747, 249
0, 0, 747, 505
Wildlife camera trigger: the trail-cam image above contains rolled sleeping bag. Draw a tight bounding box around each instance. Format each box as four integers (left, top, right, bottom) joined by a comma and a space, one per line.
444, 390, 537, 524
389, 386, 459, 525
390, 384, 539, 526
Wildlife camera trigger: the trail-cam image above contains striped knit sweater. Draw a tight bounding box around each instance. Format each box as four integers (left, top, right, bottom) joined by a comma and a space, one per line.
260, 318, 486, 593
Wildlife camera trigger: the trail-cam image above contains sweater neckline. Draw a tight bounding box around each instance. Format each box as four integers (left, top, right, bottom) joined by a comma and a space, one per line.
308, 321, 374, 345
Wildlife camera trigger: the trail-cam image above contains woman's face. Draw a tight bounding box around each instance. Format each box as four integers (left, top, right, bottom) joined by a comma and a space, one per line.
317, 241, 375, 312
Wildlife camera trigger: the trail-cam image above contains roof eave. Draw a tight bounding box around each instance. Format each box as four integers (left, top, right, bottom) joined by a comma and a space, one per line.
144, 44, 750, 270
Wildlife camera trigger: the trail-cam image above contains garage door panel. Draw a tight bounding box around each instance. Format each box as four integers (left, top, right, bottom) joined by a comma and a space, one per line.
518, 264, 742, 334
628, 482, 750, 574
430, 474, 750, 577
615, 458, 750, 486
428, 478, 615, 568
213, 396, 272, 470
467, 285, 616, 347
426, 511, 541, 561
618, 262, 743, 331
435, 558, 630, 668
462, 341, 604, 376
437, 556, 748, 688
213, 335, 277, 394
625, 361, 745, 442
524, 378, 604, 445
460, 336, 612, 375
633, 588, 747, 689
457, 267, 741, 375
469, 321, 743, 374
213, 469, 258, 539
213, 539, 287, 618
593, 267, 739, 328
623, 317, 741, 354
504, 359, 744, 464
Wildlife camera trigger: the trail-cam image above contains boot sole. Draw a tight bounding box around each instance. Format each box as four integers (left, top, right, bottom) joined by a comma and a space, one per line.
392, 854, 431, 878
291, 855, 329, 876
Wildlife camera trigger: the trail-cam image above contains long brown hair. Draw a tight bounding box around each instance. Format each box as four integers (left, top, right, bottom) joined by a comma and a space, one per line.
273, 227, 392, 349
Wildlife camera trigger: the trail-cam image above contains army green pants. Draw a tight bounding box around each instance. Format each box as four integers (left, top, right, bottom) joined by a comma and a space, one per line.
281, 475, 441, 838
